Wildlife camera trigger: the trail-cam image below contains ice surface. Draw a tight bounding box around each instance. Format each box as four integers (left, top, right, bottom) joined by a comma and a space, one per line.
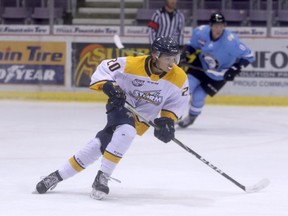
0, 101, 287, 216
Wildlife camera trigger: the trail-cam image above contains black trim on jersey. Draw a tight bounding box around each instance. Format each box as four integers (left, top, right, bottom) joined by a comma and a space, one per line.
159, 72, 167, 79
144, 56, 152, 76
145, 56, 168, 79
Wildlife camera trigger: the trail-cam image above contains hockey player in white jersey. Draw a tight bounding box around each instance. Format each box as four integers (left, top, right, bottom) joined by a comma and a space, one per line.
35, 36, 190, 200
178, 12, 255, 128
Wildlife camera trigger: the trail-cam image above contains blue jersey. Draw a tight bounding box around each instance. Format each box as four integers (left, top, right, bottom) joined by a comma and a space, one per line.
188, 25, 254, 80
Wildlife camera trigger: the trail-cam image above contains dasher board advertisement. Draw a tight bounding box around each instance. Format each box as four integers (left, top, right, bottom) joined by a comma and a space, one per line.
0, 41, 66, 85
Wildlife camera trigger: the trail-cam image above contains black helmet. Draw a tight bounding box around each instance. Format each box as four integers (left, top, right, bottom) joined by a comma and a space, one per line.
151, 36, 180, 56
209, 12, 226, 24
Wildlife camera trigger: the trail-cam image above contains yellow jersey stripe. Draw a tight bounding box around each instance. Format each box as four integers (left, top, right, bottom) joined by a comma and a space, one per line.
69, 156, 85, 172
124, 56, 149, 77
125, 55, 187, 87
103, 151, 122, 163
161, 109, 178, 122
134, 115, 150, 135
90, 80, 109, 91
125, 56, 165, 81
162, 66, 187, 89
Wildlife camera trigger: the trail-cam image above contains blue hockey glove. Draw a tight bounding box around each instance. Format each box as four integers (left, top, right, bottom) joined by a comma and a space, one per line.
102, 81, 126, 111
224, 63, 241, 81
154, 117, 175, 143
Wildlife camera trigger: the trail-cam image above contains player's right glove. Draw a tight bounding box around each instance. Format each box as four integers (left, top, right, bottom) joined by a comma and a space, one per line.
102, 81, 126, 111
224, 63, 241, 81
154, 117, 175, 143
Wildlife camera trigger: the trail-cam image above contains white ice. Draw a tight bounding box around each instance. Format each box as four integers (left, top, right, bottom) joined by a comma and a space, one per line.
0, 101, 288, 216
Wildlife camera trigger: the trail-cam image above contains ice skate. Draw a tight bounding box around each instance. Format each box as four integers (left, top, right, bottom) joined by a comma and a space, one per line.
178, 114, 197, 128
36, 170, 63, 194
90, 170, 110, 200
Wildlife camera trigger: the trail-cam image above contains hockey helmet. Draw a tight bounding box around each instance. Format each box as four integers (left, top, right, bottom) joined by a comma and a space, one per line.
151, 36, 180, 64
209, 12, 226, 25
152, 36, 180, 56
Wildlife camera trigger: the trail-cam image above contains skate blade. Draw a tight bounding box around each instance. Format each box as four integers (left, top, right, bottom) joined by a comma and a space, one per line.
90, 189, 107, 200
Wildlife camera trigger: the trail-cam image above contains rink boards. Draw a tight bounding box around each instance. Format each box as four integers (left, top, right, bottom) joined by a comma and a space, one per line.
0, 29, 287, 105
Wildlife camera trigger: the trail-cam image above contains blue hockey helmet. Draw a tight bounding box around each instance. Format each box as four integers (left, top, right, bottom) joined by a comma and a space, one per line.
151, 36, 181, 64
209, 12, 226, 25
151, 36, 180, 56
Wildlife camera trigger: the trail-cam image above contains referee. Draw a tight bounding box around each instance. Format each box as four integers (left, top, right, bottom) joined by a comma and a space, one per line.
148, 0, 185, 46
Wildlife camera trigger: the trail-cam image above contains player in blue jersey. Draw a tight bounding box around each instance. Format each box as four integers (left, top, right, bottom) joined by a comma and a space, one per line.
178, 12, 255, 128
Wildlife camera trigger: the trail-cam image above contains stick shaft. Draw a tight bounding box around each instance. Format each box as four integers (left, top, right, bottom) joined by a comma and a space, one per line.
125, 103, 246, 191
181, 63, 226, 77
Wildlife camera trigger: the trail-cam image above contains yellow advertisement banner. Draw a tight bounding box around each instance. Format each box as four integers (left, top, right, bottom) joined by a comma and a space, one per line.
0, 41, 66, 65
0, 41, 66, 85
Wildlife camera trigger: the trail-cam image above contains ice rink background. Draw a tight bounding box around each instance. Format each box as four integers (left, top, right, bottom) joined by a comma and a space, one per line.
0, 101, 287, 216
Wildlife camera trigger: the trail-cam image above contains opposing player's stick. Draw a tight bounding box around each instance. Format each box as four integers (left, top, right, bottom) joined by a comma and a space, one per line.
113, 34, 125, 49
113, 34, 145, 55
124, 103, 270, 193
181, 63, 226, 77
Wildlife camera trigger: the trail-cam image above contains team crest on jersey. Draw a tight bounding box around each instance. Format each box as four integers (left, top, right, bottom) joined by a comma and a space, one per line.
203, 53, 219, 69
130, 90, 163, 105
227, 34, 234, 41
132, 79, 145, 87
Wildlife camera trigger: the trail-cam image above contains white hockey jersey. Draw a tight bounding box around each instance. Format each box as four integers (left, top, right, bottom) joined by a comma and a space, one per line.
90, 55, 189, 135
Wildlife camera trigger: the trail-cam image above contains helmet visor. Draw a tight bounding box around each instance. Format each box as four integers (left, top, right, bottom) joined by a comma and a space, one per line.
158, 52, 181, 65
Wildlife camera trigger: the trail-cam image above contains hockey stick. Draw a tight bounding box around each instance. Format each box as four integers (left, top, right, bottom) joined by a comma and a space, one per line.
124, 103, 270, 193
113, 34, 145, 55
181, 63, 226, 77
113, 34, 125, 49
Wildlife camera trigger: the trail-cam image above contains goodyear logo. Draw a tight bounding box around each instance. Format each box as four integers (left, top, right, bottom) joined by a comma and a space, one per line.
0, 42, 65, 85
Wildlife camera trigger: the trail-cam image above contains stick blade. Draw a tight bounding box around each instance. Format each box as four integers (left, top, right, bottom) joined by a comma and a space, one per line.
245, 178, 270, 193
113, 34, 124, 49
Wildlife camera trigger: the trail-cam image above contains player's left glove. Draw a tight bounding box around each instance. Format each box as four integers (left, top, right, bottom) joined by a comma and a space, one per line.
102, 81, 126, 111
154, 117, 175, 143
224, 63, 241, 81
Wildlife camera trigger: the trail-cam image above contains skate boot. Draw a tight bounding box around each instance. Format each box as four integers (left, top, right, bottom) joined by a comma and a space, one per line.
36, 170, 63, 194
178, 114, 197, 128
90, 170, 110, 200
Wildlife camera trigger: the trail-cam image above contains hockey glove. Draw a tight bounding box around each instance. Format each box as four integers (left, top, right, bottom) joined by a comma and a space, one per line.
179, 51, 189, 65
102, 81, 126, 110
154, 117, 175, 143
224, 63, 241, 81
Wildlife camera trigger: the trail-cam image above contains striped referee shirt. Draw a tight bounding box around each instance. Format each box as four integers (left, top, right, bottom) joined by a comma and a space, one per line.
148, 7, 185, 45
